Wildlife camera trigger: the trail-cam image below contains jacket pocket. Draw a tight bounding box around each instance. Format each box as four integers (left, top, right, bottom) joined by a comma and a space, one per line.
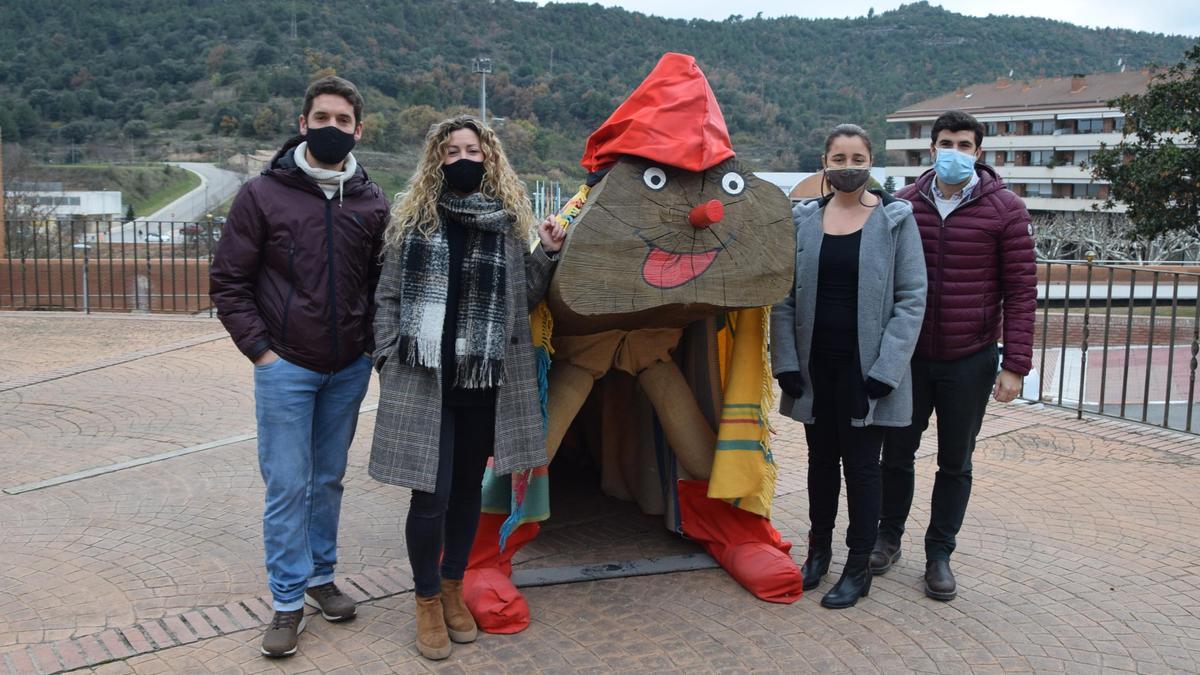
281, 245, 296, 343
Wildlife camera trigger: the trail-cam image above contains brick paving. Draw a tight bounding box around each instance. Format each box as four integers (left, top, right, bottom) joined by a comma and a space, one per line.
1, 313, 1198, 673
0, 313, 223, 385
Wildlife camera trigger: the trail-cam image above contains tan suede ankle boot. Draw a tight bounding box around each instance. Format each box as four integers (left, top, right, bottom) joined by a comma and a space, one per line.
414, 594, 451, 660
440, 578, 478, 643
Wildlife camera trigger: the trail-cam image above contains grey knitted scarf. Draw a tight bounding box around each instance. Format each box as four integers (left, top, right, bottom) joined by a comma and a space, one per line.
394, 192, 510, 388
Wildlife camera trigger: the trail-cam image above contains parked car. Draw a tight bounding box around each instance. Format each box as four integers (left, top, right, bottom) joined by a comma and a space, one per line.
180, 218, 224, 241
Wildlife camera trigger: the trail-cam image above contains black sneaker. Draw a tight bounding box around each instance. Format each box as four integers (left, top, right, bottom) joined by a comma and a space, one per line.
304, 582, 357, 621
260, 609, 307, 657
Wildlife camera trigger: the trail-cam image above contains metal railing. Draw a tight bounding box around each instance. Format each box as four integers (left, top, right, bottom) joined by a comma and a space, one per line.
530, 180, 567, 221
2, 218, 220, 315
1030, 256, 1199, 433
5, 223, 1198, 433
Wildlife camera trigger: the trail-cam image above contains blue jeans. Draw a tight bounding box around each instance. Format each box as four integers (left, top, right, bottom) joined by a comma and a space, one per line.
254, 354, 372, 611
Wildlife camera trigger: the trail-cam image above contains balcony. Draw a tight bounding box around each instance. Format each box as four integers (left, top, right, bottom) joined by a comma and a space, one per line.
994, 165, 1095, 181
1022, 196, 1127, 212
886, 132, 1126, 152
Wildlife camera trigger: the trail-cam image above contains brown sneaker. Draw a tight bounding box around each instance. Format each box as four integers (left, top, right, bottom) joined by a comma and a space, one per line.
440, 578, 478, 643
260, 609, 307, 658
305, 582, 357, 621
414, 594, 452, 660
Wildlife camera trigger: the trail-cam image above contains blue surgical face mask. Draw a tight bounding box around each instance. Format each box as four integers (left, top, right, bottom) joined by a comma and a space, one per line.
933, 148, 977, 184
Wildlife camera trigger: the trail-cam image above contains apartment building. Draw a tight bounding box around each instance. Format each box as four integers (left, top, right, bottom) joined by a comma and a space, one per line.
884, 70, 1152, 213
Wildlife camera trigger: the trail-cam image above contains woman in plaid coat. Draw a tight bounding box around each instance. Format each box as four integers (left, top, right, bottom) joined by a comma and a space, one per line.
368, 115, 564, 660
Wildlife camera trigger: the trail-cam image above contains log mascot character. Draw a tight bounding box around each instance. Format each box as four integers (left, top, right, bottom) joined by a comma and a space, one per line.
463, 53, 803, 632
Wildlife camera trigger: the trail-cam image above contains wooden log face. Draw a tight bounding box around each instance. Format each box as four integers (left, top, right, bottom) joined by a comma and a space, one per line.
550, 156, 794, 328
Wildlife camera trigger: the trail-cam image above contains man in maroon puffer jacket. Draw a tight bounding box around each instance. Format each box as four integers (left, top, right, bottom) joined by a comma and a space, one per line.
870, 110, 1036, 601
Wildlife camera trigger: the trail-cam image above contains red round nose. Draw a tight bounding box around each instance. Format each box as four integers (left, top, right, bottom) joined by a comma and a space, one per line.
689, 199, 724, 228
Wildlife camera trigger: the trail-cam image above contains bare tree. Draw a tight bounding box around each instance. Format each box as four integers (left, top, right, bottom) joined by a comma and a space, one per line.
1032, 211, 1200, 262
2, 143, 60, 222
2, 143, 71, 259
1127, 229, 1199, 262
1032, 213, 1078, 260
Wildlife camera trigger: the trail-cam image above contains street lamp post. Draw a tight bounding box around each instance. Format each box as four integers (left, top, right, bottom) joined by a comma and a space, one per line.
472, 57, 492, 123
73, 243, 91, 314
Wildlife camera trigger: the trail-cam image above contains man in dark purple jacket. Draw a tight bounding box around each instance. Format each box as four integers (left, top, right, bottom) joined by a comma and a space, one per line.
870, 110, 1036, 601
210, 76, 388, 657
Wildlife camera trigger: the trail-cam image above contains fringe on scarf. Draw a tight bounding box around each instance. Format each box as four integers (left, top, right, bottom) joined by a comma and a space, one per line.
708, 306, 778, 518
528, 184, 590, 428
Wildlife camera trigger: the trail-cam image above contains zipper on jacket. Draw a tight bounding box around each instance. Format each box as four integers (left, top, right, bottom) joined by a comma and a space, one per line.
919, 189, 948, 354
281, 244, 296, 343
325, 200, 340, 368
920, 182, 986, 356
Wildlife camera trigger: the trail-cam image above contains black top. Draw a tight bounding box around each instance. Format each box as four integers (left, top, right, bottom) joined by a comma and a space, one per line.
811, 229, 862, 360
441, 218, 497, 408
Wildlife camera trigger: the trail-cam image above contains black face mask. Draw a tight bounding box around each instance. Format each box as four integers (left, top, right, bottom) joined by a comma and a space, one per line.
825, 167, 871, 193
305, 125, 356, 165
442, 158, 486, 194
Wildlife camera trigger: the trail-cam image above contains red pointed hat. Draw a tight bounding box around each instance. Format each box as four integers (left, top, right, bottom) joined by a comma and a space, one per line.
581, 52, 734, 173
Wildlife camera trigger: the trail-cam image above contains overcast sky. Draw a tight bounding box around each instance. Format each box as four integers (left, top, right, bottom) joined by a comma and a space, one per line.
538, 1, 1200, 37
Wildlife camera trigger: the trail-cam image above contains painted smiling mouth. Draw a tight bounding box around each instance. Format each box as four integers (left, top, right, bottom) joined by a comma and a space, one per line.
642, 245, 723, 289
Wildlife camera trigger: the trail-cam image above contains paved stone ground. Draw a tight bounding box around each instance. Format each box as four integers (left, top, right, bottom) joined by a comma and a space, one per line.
0, 312, 222, 384
1, 313, 1198, 674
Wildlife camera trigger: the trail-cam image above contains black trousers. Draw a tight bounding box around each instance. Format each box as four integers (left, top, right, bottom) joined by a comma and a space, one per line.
879, 344, 999, 561
803, 355, 884, 556
406, 404, 495, 598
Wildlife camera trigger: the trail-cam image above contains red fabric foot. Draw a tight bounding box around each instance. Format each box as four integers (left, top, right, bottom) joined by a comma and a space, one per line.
676, 480, 803, 604
463, 513, 541, 634
463, 567, 530, 634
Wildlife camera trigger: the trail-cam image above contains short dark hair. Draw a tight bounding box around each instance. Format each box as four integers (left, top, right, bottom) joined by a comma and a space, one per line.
823, 123, 873, 157
931, 110, 984, 147
302, 76, 364, 125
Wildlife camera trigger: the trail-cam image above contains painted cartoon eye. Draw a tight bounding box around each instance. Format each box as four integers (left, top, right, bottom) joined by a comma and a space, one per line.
642, 166, 668, 191
721, 171, 746, 195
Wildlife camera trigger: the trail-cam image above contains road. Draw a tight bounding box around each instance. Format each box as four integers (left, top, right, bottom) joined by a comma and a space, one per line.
97, 162, 247, 245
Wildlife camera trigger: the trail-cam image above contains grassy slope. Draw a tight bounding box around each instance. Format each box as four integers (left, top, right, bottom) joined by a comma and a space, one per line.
134, 168, 201, 216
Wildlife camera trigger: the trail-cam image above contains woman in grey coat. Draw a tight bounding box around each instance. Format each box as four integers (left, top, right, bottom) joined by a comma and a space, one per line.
770, 124, 926, 609
369, 116, 564, 659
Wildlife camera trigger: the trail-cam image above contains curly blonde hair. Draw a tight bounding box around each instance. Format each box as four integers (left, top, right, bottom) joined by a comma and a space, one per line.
385, 115, 533, 249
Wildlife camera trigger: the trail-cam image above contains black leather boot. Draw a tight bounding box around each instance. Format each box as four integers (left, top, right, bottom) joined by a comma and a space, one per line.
924, 559, 957, 601
801, 532, 833, 591
868, 535, 902, 576
821, 553, 872, 609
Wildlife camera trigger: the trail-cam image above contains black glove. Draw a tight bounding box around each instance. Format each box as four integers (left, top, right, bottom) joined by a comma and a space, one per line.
776, 371, 805, 398
863, 377, 894, 400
